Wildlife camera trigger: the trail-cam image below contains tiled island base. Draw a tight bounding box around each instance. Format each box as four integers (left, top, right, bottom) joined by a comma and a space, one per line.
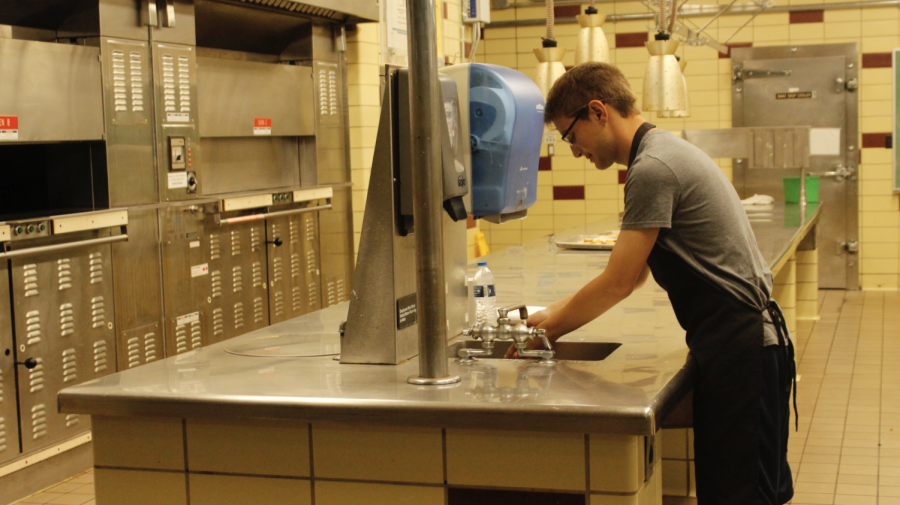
90, 416, 662, 505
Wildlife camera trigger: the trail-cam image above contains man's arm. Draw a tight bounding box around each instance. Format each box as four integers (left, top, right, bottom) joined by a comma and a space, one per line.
530, 228, 659, 342
526, 263, 651, 327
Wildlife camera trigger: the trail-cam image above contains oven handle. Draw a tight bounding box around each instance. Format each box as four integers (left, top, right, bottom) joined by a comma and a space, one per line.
215, 204, 332, 226
0, 228, 128, 260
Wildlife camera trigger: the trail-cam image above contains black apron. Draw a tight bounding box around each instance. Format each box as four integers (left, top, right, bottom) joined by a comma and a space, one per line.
627, 124, 795, 504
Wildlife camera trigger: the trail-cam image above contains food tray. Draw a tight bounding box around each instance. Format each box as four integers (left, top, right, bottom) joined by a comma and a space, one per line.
554, 233, 618, 251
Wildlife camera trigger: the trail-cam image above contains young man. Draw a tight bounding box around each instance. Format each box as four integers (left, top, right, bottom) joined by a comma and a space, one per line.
520, 62, 795, 504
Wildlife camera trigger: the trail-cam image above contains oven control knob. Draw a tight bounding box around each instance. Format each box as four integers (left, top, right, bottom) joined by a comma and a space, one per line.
38, 223, 46, 232
14, 226, 23, 235
187, 172, 198, 193
26, 224, 35, 234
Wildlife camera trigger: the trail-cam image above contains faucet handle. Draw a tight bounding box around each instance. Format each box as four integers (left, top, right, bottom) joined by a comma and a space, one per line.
535, 329, 552, 350
497, 307, 509, 319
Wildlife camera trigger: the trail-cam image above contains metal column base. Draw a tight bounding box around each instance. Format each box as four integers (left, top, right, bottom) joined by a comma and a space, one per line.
407, 374, 461, 385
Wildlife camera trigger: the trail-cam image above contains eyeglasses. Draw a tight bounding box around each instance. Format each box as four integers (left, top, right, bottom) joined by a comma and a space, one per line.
558, 99, 629, 146
559, 104, 589, 146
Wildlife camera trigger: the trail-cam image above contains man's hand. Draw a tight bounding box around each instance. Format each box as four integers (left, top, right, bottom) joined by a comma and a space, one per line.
504, 228, 659, 358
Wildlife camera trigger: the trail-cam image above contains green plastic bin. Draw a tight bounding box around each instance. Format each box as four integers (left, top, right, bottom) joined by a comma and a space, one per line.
783, 176, 819, 203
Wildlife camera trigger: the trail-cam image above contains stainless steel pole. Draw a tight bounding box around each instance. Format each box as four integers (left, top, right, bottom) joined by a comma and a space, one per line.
406, 0, 460, 385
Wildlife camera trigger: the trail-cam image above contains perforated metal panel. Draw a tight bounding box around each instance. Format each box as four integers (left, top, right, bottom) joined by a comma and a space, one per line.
0, 262, 19, 465
11, 239, 116, 453
267, 211, 322, 325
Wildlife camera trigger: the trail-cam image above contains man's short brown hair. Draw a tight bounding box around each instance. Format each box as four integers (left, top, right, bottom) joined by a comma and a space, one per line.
543, 62, 640, 126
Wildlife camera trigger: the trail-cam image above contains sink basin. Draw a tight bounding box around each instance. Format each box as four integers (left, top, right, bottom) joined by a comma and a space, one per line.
449, 340, 621, 361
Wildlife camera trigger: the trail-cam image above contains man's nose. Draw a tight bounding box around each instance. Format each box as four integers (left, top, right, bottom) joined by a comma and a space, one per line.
570, 145, 582, 158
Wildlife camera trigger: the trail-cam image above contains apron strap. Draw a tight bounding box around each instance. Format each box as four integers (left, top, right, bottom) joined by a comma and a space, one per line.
766, 300, 799, 431
627, 122, 657, 169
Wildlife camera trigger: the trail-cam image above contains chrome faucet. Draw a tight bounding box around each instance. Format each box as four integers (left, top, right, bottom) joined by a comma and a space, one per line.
459, 305, 556, 365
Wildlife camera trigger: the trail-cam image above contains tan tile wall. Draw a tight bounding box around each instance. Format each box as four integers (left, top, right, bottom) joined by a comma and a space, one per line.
90, 416, 663, 504
470, 2, 900, 289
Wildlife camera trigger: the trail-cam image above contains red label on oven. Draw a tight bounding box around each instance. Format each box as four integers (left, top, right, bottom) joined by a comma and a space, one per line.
0, 116, 18, 129
254, 118, 272, 128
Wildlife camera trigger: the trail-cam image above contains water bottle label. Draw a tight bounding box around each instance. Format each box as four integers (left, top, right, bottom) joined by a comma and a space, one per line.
487, 285, 495, 297
474, 285, 485, 298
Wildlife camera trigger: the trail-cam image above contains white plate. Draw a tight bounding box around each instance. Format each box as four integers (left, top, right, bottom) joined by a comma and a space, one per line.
555, 232, 619, 251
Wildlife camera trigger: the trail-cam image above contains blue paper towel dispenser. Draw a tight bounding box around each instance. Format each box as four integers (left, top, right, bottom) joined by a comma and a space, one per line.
440, 63, 544, 223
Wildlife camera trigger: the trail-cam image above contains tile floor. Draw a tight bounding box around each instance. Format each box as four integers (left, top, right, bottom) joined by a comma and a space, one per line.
11, 290, 900, 505
13, 469, 94, 504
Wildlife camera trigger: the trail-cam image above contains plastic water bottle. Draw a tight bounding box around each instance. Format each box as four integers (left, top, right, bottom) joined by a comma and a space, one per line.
474, 262, 496, 325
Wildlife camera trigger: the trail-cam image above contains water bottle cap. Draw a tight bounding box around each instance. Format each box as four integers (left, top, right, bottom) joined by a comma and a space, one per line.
477, 262, 487, 266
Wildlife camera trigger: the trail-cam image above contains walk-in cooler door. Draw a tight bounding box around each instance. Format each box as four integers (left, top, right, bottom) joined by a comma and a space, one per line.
732, 44, 859, 289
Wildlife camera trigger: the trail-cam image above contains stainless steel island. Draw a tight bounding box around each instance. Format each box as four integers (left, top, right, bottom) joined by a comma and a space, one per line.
58, 203, 820, 505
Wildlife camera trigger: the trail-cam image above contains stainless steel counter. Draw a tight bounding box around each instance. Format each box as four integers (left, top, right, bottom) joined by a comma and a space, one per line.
58, 203, 820, 436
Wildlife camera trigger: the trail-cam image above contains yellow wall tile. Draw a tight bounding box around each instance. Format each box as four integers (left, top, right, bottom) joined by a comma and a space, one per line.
661, 429, 689, 460
790, 23, 825, 40
189, 474, 311, 505
861, 273, 900, 289
861, 148, 893, 165
315, 481, 444, 505
586, 185, 619, 200
313, 424, 443, 484
662, 460, 689, 497
446, 429, 586, 490
186, 419, 310, 477
92, 416, 185, 471
484, 38, 518, 54
825, 9, 861, 22
553, 171, 587, 185
861, 83, 891, 102
554, 200, 588, 215
95, 469, 187, 505
862, 35, 900, 53
862, 6, 900, 20
590, 434, 644, 493
861, 100, 892, 118
557, 214, 588, 229
491, 229, 524, 244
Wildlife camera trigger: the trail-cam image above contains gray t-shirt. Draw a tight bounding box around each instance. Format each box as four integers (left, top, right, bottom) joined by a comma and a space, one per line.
621, 129, 781, 346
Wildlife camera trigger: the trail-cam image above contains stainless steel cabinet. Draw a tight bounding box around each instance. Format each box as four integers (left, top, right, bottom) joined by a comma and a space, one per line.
207, 218, 270, 344
11, 242, 116, 453
267, 211, 322, 325
0, 262, 19, 465
161, 206, 210, 356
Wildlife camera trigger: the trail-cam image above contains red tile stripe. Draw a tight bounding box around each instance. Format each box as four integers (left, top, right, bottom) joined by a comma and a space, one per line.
554, 5, 581, 18
443, 2, 448, 19
862, 133, 892, 149
466, 216, 477, 229
618, 169, 628, 184
720, 42, 752, 59
539, 156, 552, 171
862, 53, 892, 68
553, 185, 585, 200
615, 32, 647, 48
789, 10, 824, 23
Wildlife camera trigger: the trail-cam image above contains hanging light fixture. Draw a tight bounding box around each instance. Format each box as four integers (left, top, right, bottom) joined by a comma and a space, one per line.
656, 58, 690, 118
575, 2, 609, 65
642, 0, 685, 112
533, 0, 566, 99
642, 34, 685, 112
